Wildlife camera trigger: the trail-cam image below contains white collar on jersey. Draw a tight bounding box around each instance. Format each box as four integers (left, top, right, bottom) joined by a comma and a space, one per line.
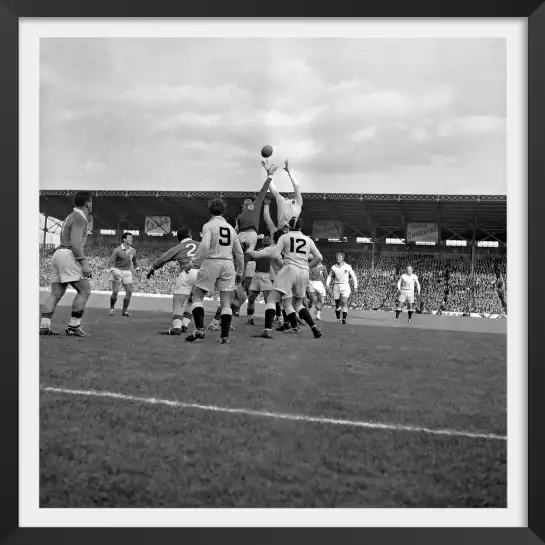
121, 243, 132, 251
73, 207, 88, 221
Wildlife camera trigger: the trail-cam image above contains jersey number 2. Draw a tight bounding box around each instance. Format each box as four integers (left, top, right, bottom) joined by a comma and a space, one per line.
185, 243, 197, 257
219, 227, 231, 246
290, 237, 307, 254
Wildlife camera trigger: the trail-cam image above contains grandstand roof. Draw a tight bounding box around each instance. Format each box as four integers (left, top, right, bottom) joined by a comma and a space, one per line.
39, 190, 507, 243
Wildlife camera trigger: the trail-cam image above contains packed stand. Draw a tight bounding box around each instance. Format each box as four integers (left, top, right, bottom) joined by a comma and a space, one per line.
39, 245, 507, 315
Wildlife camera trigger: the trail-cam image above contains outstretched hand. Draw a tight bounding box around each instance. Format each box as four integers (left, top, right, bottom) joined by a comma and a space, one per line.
284, 159, 290, 173
262, 160, 278, 177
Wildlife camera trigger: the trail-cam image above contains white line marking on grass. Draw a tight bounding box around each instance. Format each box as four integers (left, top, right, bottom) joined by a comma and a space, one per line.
41, 386, 507, 442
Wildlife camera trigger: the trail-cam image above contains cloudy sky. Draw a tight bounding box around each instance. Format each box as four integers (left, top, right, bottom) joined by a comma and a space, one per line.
40, 38, 506, 195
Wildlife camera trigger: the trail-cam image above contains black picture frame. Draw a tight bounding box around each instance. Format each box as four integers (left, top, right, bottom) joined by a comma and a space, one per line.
2, 2, 542, 544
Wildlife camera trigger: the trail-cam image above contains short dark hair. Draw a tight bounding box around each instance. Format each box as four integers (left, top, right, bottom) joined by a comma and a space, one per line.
208, 198, 226, 216
73, 191, 92, 208
225, 216, 237, 228
176, 226, 191, 241
289, 217, 303, 231
273, 230, 283, 243
122, 232, 133, 241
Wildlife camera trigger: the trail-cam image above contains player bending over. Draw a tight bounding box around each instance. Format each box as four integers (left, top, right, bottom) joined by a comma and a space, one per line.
184, 198, 244, 344
40, 191, 93, 337
264, 159, 303, 233
246, 217, 322, 339
395, 266, 421, 323
307, 261, 328, 320
108, 232, 140, 317
145, 226, 200, 335
326, 253, 358, 324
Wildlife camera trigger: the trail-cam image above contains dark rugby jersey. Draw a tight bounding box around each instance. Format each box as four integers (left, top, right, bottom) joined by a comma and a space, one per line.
309, 264, 328, 283
57, 209, 89, 260
109, 244, 138, 270
237, 176, 273, 232
152, 238, 201, 271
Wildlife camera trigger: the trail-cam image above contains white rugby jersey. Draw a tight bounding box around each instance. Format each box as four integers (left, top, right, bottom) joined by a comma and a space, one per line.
328, 263, 355, 285
277, 231, 321, 270
277, 198, 302, 229
398, 273, 419, 291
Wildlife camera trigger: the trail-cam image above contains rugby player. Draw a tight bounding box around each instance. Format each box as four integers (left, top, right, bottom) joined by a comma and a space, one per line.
40, 191, 93, 337
308, 262, 328, 320
395, 266, 421, 323
145, 226, 200, 335
108, 232, 140, 317
184, 199, 244, 344
326, 253, 358, 324
265, 159, 303, 232
247, 217, 323, 339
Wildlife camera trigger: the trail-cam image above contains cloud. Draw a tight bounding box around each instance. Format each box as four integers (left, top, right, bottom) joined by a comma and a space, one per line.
39, 37, 507, 194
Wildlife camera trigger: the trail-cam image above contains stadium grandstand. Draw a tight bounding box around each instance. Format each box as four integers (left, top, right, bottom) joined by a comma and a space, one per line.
39, 190, 507, 317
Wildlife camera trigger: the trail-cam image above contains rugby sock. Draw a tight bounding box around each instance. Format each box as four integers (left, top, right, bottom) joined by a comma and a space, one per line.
247, 305, 255, 316
342, 311, 348, 321
122, 295, 131, 313
298, 307, 316, 328
282, 309, 289, 324
264, 308, 276, 330
172, 314, 183, 329
220, 308, 233, 338
110, 297, 117, 310
395, 309, 402, 319
214, 306, 222, 321
408, 310, 413, 320
68, 310, 84, 328
275, 302, 282, 318
40, 311, 54, 329
182, 311, 192, 328
191, 303, 205, 330
335, 299, 341, 319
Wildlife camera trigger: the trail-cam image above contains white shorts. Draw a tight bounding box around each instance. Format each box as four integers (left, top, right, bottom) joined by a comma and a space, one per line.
111, 268, 133, 285
196, 259, 236, 293
173, 268, 198, 296
398, 290, 415, 304
50, 249, 84, 284
250, 272, 274, 293
333, 284, 351, 300
309, 280, 326, 296
237, 229, 258, 250
274, 264, 309, 299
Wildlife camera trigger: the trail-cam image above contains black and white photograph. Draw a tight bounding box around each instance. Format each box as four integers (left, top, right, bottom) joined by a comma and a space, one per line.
21, 18, 525, 525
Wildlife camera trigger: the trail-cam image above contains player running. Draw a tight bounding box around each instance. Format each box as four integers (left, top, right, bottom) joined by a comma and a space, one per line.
264, 159, 303, 233
246, 217, 323, 339
145, 226, 200, 335
40, 191, 93, 337
326, 253, 358, 324
108, 232, 140, 317
395, 265, 421, 323
184, 198, 244, 344
307, 262, 328, 320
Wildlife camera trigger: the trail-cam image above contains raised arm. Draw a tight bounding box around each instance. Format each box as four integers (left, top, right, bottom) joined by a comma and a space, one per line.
253, 174, 274, 209
284, 160, 303, 207
263, 197, 277, 236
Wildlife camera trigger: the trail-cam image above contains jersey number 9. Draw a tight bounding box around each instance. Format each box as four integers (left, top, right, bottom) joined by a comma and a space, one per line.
289, 237, 307, 254
219, 227, 231, 246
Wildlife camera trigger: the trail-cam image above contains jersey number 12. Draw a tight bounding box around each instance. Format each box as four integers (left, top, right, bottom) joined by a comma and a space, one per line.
290, 237, 307, 254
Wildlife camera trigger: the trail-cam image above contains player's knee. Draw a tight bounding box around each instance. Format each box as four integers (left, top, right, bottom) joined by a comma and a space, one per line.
125, 284, 133, 295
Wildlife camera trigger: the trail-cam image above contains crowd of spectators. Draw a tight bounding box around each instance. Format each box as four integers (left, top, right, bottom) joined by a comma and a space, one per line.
39, 245, 508, 315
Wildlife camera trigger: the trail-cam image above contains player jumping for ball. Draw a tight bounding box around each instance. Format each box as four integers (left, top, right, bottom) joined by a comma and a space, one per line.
108, 232, 140, 317
395, 266, 421, 323
246, 217, 323, 339
40, 191, 93, 337
145, 226, 200, 335
184, 198, 244, 344
264, 159, 303, 233
326, 253, 358, 324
